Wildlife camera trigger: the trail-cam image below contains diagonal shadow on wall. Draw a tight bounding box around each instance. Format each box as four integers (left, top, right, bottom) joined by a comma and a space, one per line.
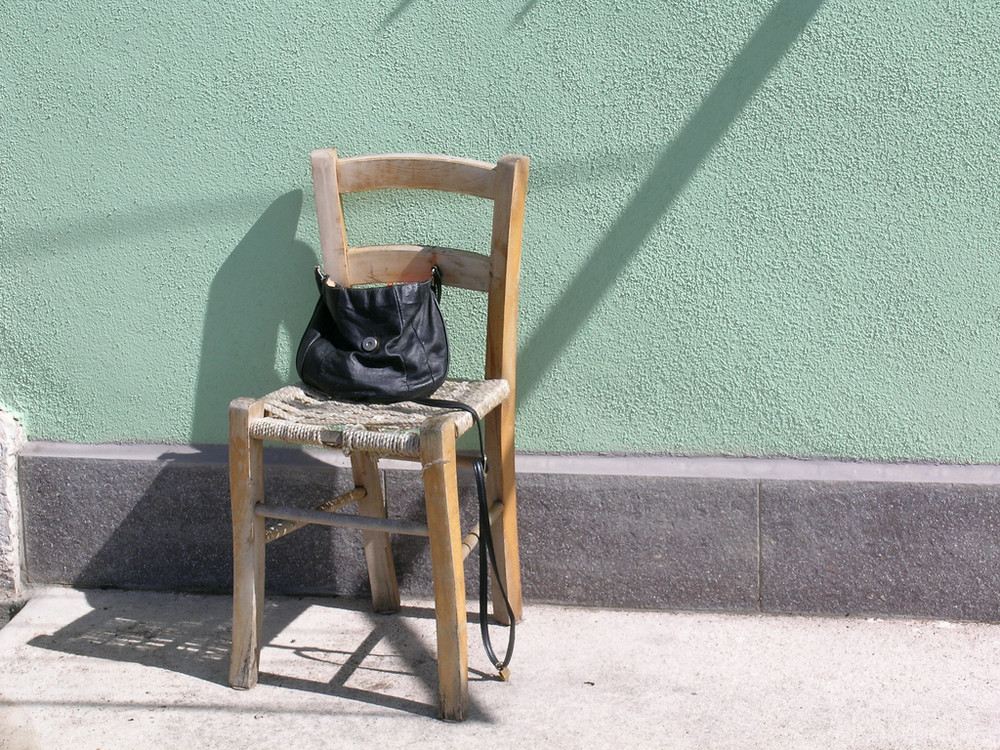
384, 0, 542, 27
516, 0, 825, 401
381, 0, 418, 26
512, 0, 541, 25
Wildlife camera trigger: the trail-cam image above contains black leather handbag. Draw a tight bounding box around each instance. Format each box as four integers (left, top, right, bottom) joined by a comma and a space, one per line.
294, 263, 515, 678
296, 266, 449, 403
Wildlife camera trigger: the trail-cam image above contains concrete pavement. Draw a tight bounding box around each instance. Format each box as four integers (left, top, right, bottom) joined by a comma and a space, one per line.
1, 587, 999, 749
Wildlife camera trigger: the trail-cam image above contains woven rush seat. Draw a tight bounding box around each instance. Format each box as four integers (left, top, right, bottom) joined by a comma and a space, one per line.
251, 379, 510, 458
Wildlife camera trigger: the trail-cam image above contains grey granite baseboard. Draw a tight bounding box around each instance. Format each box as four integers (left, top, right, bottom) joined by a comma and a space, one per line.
15, 444, 1000, 622
760, 480, 1000, 621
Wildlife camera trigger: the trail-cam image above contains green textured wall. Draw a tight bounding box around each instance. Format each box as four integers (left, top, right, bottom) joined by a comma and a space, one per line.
2, 1, 998, 461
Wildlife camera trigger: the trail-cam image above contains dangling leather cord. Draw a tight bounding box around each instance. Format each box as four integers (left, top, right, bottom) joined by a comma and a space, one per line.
417, 397, 516, 680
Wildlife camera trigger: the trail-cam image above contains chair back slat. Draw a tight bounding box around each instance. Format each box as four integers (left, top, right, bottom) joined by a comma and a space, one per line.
346, 245, 491, 292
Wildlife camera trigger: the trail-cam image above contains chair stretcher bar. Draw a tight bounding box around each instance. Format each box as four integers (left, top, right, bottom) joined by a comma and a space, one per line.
262, 486, 367, 542
256, 503, 430, 537
461, 501, 505, 561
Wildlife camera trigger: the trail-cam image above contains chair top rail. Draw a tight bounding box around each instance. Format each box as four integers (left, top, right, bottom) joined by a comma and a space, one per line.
334, 153, 497, 199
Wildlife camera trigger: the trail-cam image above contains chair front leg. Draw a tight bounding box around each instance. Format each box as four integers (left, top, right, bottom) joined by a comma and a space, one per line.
229, 397, 266, 689
420, 417, 469, 721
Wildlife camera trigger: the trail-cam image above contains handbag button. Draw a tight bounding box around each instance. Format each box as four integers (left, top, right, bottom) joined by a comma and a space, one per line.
362, 336, 379, 352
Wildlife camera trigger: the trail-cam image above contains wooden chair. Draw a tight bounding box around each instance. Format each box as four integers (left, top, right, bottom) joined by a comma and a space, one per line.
228, 150, 529, 721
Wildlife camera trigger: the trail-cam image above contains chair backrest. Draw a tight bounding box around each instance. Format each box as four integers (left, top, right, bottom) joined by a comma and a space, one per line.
310, 149, 530, 386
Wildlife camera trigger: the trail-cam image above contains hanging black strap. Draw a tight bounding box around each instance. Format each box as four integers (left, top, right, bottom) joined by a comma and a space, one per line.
417, 397, 516, 680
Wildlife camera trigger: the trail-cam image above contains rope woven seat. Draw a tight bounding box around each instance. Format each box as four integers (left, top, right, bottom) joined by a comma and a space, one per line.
250, 379, 510, 458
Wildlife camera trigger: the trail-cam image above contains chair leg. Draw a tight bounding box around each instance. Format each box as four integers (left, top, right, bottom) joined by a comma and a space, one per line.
351, 451, 400, 614
229, 397, 266, 689
484, 401, 522, 624
420, 418, 469, 721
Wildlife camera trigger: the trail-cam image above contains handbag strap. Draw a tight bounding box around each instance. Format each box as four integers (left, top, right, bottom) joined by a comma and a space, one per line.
430, 264, 443, 302
417, 397, 516, 681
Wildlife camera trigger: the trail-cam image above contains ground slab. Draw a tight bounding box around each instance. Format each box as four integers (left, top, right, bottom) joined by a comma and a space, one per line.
1, 588, 998, 749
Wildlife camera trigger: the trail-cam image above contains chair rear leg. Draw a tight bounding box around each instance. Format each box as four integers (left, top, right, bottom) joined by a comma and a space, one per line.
421, 419, 469, 721
485, 403, 522, 624
229, 398, 266, 689
351, 451, 400, 614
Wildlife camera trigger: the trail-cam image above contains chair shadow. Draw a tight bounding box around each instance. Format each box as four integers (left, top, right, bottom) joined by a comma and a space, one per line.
26, 591, 494, 720
257, 601, 496, 720
190, 189, 318, 445
25, 590, 302, 686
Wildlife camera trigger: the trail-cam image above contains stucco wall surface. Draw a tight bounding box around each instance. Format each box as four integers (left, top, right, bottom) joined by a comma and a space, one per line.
2, 1, 998, 461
